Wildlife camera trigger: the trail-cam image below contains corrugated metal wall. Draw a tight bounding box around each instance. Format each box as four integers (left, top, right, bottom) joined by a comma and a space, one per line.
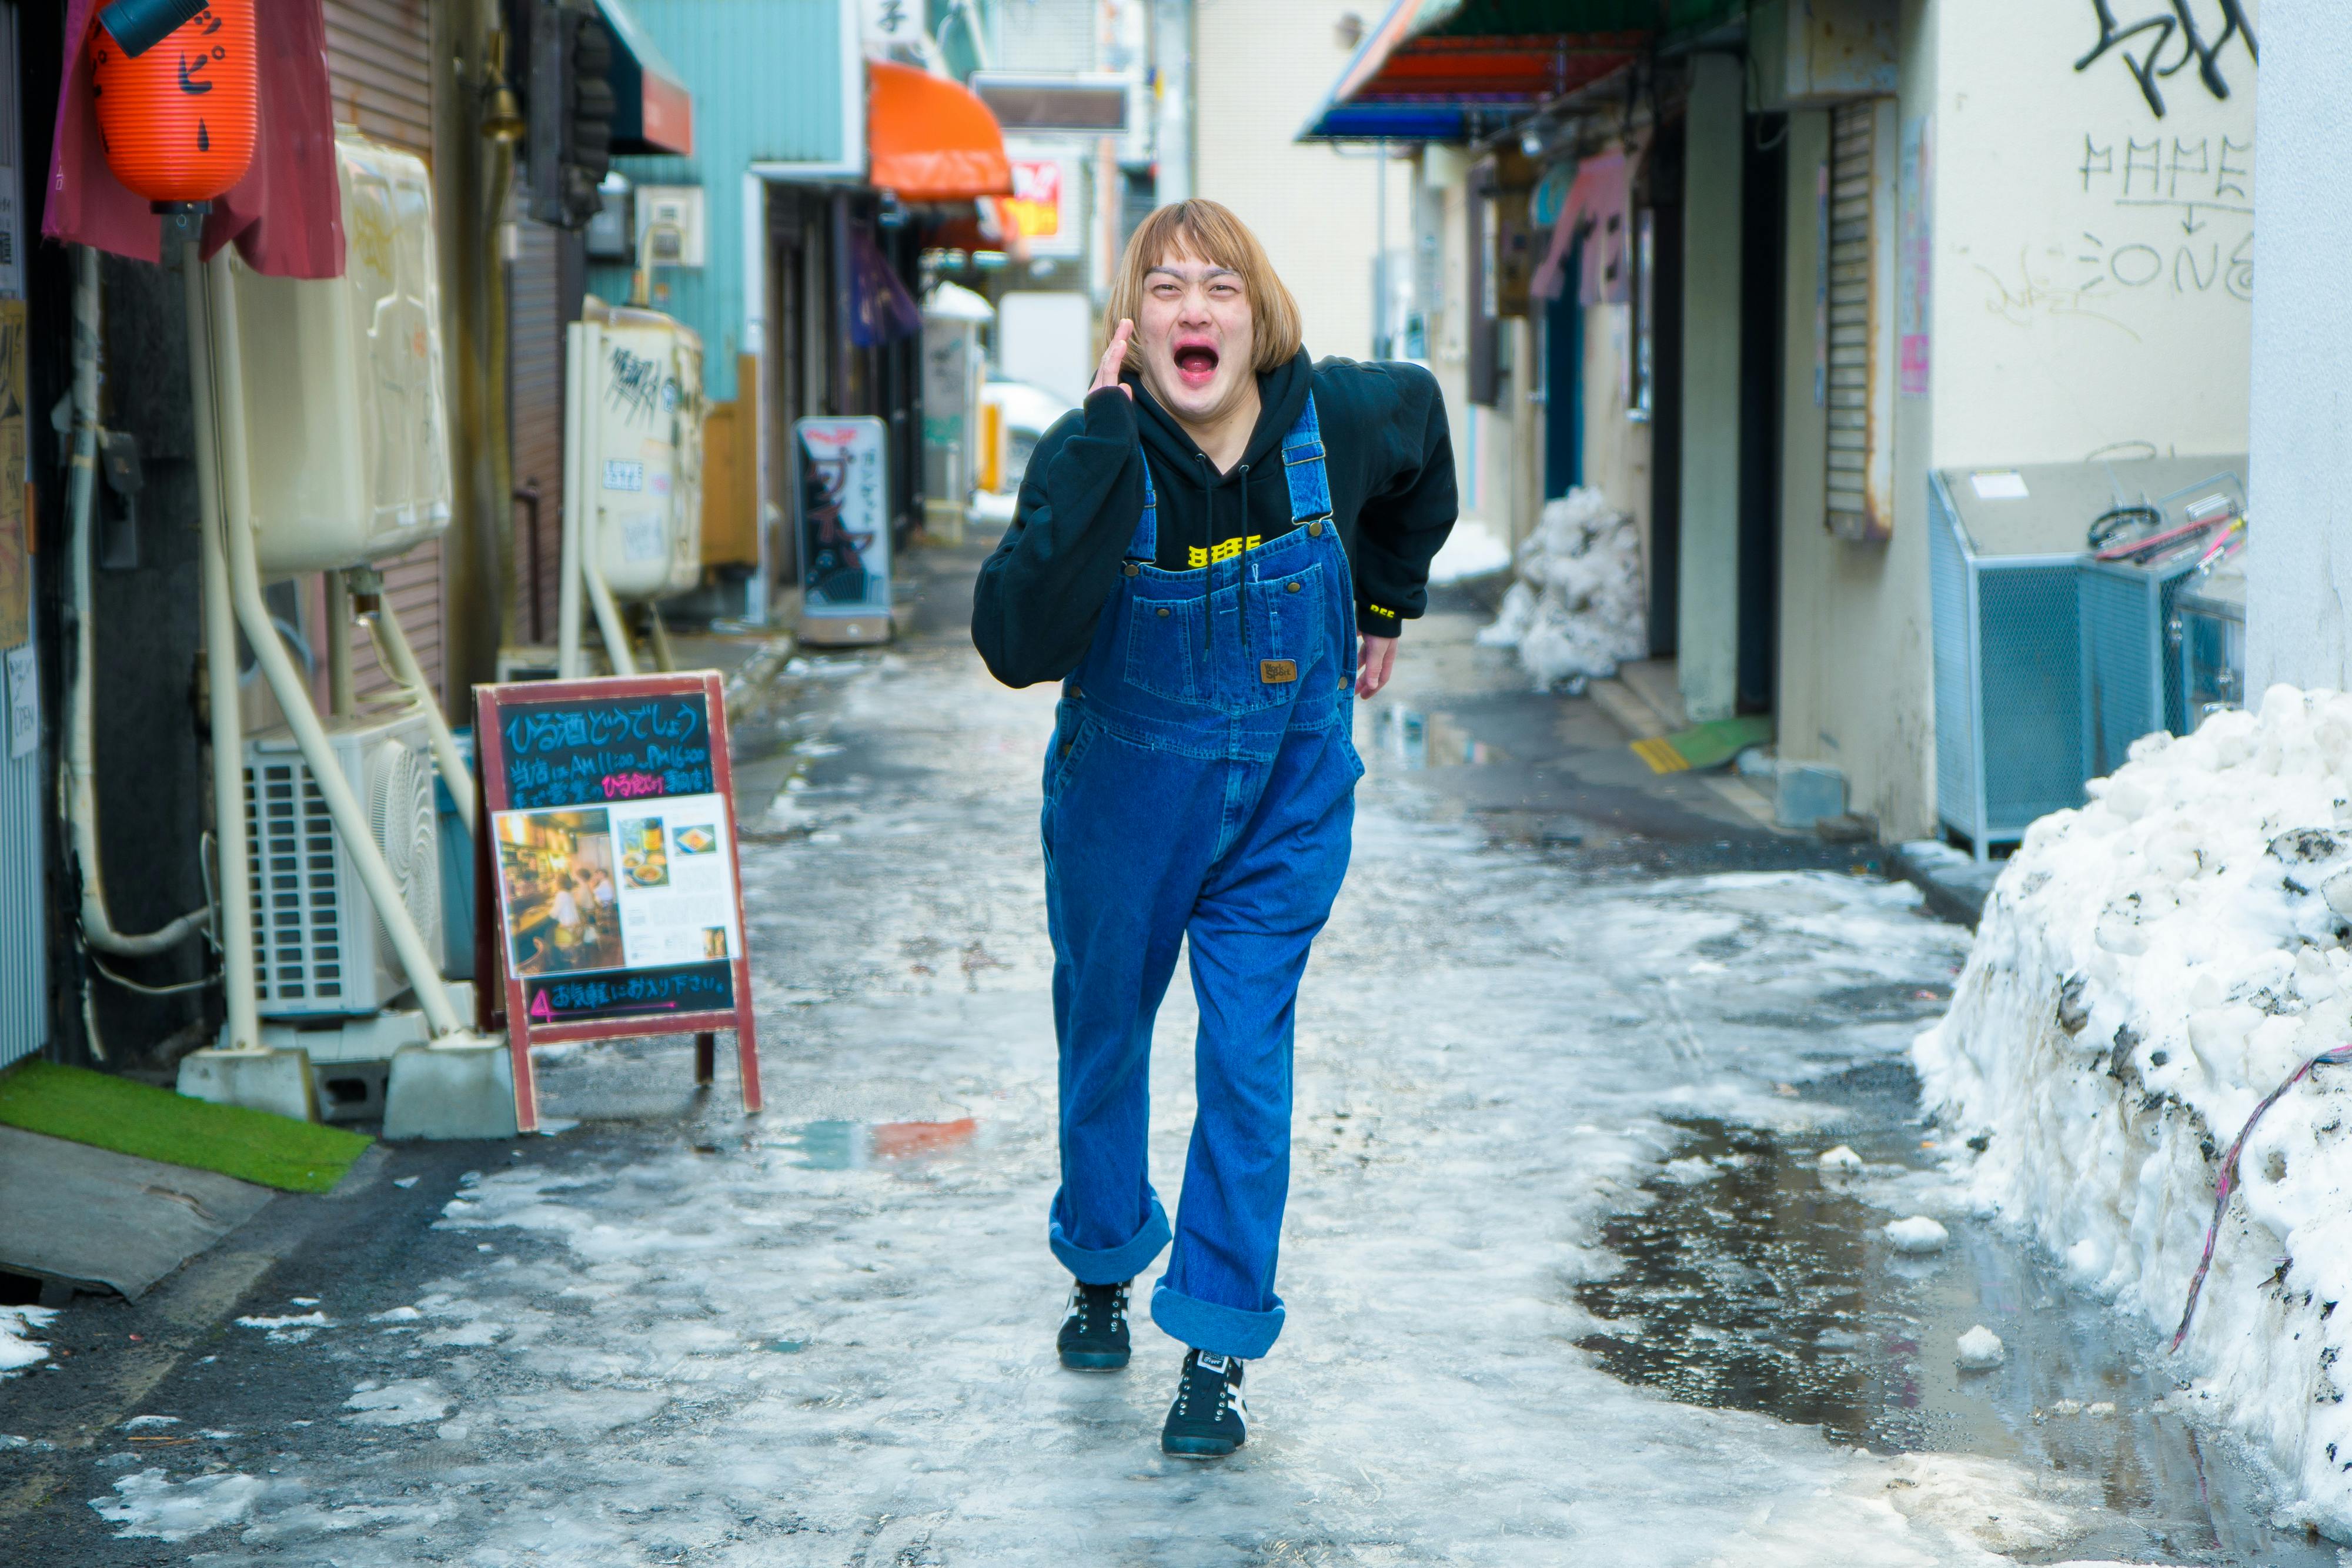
325, 0, 447, 708
0, 612, 44, 1070
595, 0, 848, 404
0, 6, 42, 1069
510, 219, 567, 644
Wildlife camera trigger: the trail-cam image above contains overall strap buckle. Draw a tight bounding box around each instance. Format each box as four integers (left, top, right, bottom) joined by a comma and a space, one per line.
1280, 393, 1332, 526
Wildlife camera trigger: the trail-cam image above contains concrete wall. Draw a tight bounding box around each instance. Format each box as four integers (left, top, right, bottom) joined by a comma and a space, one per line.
1194, 0, 1414, 363
2247, 0, 2346, 694
1679, 52, 1746, 724
1581, 301, 1655, 579
1776, 0, 2256, 840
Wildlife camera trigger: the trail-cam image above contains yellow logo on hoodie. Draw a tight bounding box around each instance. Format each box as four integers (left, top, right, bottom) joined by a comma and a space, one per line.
1186, 535, 1264, 567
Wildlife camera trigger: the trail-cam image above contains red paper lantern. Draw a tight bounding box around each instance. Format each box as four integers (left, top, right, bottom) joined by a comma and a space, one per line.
91, 0, 258, 207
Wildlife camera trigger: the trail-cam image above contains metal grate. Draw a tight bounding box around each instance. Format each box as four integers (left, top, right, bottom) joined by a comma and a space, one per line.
246, 761, 346, 1008
1929, 474, 2088, 853
2080, 555, 2200, 778
0, 637, 44, 1068
1977, 564, 2087, 830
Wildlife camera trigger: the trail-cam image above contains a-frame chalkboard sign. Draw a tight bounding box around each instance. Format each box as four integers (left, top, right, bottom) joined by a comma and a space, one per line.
473, 672, 763, 1132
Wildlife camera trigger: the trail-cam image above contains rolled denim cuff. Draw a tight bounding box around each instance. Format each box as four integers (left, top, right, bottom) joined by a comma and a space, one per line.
1149, 1281, 1285, 1360
1048, 1195, 1171, 1285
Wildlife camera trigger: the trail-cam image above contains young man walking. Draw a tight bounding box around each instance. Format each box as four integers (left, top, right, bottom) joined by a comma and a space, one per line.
973, 200, 1456, 1455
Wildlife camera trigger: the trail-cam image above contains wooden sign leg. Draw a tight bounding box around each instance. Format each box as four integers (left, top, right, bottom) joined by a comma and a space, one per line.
509, 1028, 540, 1134
694, 1031, 716, 1086
734, 1013, 763, 1115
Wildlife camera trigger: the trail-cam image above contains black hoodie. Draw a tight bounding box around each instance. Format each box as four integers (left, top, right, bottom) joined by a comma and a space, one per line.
971, 349, 1457, 689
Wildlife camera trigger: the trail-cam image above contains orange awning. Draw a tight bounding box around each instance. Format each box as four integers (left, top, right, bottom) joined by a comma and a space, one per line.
868, 61, 1014, 200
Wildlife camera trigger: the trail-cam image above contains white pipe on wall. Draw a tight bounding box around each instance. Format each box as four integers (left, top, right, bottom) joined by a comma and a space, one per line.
557, 319, 590, 678
325, 570, 356, 716
65, 246, 213, 962
202, 252, 465, 1041
582, 554, 640, 677
357, 576, 476, 835
184, 250, 258, 1054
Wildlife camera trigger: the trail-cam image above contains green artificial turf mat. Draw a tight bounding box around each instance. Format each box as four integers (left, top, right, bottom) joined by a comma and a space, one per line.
1631, 714, 1777, 774
0, 1060, 370, 1193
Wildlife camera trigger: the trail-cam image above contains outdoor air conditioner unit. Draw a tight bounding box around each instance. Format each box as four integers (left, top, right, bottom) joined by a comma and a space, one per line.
1930, 468, 2088, 858
1931, 458, 2249, 858
228, 132, 454, 577
243, 706, 442, 1018
577, 296, 706, 600
2076, 467, 2245, 777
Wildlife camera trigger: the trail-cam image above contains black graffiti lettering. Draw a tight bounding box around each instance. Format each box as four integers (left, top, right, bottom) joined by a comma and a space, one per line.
2174, 245, 2218, 292
177, 53, 213, 93
2166, 138, 2208, 198
2081, 138, 2114, 192
2216, 137, 2252, 202
2226, 231, 2253, 301
2110, 243, 2164, 287
2122, 139, 2162, 197
604, 347, 665, 424
2076, 0, 2257, 119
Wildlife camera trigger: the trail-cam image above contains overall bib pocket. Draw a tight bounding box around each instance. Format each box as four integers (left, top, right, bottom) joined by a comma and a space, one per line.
1232, 560, 1327, 713
1123, 587, 1207, 704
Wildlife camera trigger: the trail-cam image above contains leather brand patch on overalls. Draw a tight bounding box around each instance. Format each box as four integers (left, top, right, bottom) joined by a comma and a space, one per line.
1259, 660, 1297, 684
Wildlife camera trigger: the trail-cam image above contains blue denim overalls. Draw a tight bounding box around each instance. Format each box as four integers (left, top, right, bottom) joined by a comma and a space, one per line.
1041, 393, 1362, 1360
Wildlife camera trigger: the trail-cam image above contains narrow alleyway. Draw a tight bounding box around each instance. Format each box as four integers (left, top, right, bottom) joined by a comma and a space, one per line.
12, 553, 2329, 1565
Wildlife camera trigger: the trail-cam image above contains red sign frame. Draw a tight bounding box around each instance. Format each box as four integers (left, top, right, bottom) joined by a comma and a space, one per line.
473, 671, 763, 1132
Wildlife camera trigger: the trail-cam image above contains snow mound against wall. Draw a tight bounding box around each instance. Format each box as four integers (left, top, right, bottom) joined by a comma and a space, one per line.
1915, 686, 2352, 1539
1475, 487, 1646, 691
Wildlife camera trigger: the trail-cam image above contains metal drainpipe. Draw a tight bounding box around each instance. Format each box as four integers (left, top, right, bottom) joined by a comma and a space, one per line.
65, 245, 213, 965
183, 249, 259, 1054
201, 251, 466, 1041
557, 319, 590, 678
325, 569, 356, 716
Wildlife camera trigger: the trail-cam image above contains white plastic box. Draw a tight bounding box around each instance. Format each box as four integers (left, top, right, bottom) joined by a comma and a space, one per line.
577, 296, 704, 600
230, 133, 453, 577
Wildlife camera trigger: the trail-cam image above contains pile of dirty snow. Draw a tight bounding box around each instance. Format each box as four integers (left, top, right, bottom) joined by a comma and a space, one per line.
1475, 487, 1645, 690
1916, 686, 2352, 1540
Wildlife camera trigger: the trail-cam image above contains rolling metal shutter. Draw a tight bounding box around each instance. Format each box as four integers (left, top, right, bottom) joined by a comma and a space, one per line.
509, 219, 565, 645
324, 0, 447, 708
1824, 97, 1895, 542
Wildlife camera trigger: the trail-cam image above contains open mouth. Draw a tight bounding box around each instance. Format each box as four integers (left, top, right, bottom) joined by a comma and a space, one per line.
1173, 341, 1220, 388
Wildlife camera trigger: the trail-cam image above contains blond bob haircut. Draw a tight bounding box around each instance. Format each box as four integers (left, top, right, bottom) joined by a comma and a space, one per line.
1104, 200, 1304, 376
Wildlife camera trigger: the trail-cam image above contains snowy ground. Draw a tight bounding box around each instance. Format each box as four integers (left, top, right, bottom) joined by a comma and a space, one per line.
48, 607, 2306, 1564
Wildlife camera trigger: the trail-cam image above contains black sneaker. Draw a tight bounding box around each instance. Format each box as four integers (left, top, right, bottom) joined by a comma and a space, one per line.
1056, 1279, 1131, 1370
1160, 1349, 1248, 1457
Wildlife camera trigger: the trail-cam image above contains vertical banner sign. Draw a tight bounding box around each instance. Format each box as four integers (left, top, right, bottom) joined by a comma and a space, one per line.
793, 416, 891, 620
1898, 116, 1933, 399
473, 673, 763, 1132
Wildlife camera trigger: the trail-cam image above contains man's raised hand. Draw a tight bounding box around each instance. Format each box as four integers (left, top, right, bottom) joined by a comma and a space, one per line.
1093, 318, 1135, 400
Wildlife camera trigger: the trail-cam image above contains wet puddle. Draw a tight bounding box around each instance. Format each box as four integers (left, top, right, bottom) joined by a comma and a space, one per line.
1366, 705, 1499, 770
778, 1118, 981, 1170
1579, 1066, 2337, 1564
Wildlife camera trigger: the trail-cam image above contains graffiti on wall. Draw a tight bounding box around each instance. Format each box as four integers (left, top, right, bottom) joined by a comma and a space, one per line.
1977, 126, 2253, 339
2074, 0, 2257, 120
